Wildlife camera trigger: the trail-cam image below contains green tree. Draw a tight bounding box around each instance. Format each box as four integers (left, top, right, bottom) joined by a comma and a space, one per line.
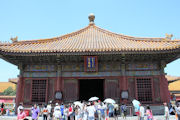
2, 87, 16, 96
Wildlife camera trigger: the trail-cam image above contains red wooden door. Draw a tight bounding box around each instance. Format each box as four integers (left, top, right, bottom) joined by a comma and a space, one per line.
105, 79, 119, 99
64, 79, 78, 102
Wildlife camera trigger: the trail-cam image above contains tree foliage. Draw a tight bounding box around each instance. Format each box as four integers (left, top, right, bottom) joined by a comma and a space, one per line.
2, 86, 16, 96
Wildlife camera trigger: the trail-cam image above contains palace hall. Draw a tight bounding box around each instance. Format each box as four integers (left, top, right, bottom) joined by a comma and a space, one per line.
0, 14, 180, 107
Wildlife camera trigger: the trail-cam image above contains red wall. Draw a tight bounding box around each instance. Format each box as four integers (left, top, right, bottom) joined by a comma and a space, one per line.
16, 75, 170, 107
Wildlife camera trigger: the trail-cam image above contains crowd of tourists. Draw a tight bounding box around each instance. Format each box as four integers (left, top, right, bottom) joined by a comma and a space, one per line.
137, 102, 180, 120
1, 99, 179, 120
17, 100, 120, 120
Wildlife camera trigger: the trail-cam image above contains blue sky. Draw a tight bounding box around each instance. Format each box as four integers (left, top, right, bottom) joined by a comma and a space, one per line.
0, 0, 180, 81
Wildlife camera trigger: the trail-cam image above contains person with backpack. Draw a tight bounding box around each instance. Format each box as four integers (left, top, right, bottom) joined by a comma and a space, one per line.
47, 101, 52, 120
120, 103, 127, 119
42, 104, 48, 120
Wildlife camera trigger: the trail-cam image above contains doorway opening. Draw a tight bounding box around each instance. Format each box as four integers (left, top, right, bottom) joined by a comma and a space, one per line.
79, 79, 104, 101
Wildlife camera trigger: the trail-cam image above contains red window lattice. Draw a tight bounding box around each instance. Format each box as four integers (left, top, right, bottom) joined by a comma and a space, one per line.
136, 78, 152, 102
32, 80, 46, 102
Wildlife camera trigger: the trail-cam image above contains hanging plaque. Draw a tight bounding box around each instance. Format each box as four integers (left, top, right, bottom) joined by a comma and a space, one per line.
84, 56, 98, 72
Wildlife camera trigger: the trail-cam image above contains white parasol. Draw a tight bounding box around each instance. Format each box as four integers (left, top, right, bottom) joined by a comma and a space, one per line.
74, 101, 82, 107
104, 98, 116, 104
88, 96, 99, 101
132, 99, 140, 109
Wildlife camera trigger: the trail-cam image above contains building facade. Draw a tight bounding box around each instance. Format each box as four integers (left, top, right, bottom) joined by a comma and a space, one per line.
0, 14, 180, 107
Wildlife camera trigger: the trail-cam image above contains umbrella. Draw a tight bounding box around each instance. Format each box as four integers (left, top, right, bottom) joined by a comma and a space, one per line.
104, 98, 116, 104
73, 101, 82, 107
132, 99, 140, 109
88, 97, 99, 101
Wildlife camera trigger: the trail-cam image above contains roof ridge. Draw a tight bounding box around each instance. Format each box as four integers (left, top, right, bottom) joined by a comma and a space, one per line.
1, 24, 180, 46
6, 25, 91, 45
94, 25, 180, 42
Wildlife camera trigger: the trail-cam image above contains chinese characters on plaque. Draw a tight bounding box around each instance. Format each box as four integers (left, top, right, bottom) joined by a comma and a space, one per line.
84, 56, 98, 72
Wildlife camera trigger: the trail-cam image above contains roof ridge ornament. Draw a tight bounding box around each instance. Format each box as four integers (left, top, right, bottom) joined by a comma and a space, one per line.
10, 36, 18, 43
165, 33, 173, 40
88, 13, 95, 25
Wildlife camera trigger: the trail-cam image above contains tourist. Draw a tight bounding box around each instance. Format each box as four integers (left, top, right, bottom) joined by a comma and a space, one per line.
54, 103, 60, 112
1, 102, 4, 115
47, 101, 52, 120
64, 105, 69, 120
42, 104, 48, 120
17, 106, 26, 120
60, 103, 65, 119
101, 102, 106, 120
164, 102, 170, 120
139, 104, 145, 120
97, 102, 102, 120
32, 104, 40, 120
74, 105, 81, 120
82, 103, 88, 120
68, 104, 73, 120
112, 103, 117, 120
169, 101, 175, 115
87, 102, 96, 120
73, 104, 76, 120
6, 108, 10, 116
17, 103, 23, 114
175, 103, 180, 120
93, 100, 100, 119
145, 105, 153, 120
53, 107, 62, 120
108, 103, 114, 119
120, 103, 127, 119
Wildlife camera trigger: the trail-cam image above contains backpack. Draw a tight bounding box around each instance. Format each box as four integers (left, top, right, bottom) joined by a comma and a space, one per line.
122, 105, 127, 112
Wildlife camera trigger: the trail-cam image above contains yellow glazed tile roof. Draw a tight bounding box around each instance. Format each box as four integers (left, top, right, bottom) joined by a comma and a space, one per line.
169, 80, 180, 91
0, 24, 180, 54
166, 75, 180, 81
0, 82, 16, 93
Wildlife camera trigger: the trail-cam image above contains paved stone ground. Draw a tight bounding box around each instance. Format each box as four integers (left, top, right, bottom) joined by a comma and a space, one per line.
0, 115, 177, 120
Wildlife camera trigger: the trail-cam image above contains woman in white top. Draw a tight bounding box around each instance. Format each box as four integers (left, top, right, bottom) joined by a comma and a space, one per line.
82, 104, 88, 120
164, 103, 169, 120
87, 103, 96, 120
64, 105, 69, 120
75, 105, 81, 120
53, 108, 62, 120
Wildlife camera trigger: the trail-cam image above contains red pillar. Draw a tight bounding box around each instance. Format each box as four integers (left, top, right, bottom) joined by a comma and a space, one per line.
15, 76, 23, 111
57, 77, 60, 91
122, 76, 128, 103
57, 77, 63, 91
160, 75, 170, 103
56, 65, 63, 103
57, 64, 63, 91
